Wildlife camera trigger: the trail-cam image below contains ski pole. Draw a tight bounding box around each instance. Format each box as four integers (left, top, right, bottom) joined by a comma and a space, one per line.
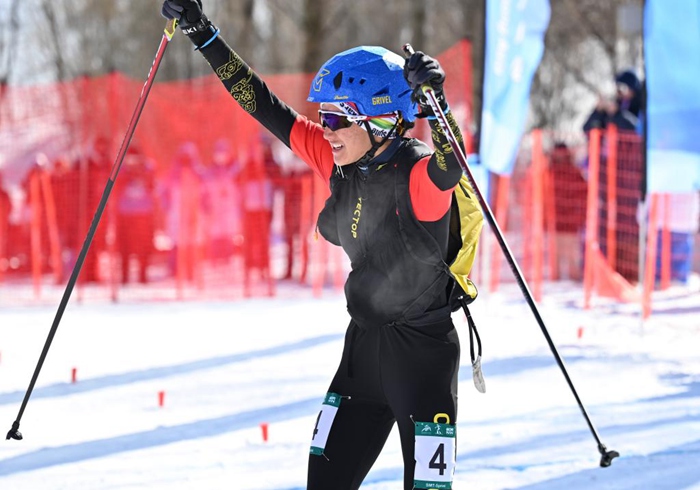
6, 19, 179, 442
402, 43, 619, 468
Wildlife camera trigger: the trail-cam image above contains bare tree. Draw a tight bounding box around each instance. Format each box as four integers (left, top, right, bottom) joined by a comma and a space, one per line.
529, 0, 632, 131
465, 0, 485, 131
300, 0, 325, 73
0, 0, 21, 86
6, 0, 641, 135
37, 0, 69, 81
410, 0, 427, 52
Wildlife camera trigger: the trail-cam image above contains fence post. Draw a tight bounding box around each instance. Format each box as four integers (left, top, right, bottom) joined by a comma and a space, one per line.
29, 169, 42, 299
531, 129, 544, 300
605, 125, 618, 270
543, 164, 558, 280
642, 194, 659, 319
39, 167, 62, 285
584, 129, 602, 309
660, 194, 671, 289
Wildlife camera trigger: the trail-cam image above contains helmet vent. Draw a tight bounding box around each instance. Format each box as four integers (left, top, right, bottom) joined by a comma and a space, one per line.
333, 72, 343, 90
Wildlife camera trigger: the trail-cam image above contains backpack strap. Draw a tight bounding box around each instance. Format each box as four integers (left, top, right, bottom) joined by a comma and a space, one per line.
459, 295, 486, 394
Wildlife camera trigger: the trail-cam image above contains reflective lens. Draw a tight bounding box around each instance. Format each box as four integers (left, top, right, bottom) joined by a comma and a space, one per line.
318, 111, 354, 131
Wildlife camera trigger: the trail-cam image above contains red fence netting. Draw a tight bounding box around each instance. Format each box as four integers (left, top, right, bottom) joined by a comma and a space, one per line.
0, 40, 474, 305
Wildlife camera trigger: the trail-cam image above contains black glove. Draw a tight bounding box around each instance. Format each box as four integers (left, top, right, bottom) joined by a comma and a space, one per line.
403, 51, 447, 116
161, 0, 217, 48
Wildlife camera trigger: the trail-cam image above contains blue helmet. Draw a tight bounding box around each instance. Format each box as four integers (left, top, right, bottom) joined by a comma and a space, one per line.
307, 46, 417, 122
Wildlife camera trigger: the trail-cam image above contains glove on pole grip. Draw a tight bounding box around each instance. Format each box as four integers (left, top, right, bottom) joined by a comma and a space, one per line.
402, 43, 435, 99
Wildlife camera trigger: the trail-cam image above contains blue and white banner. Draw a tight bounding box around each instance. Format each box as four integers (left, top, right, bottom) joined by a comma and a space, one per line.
645, 0, 700, 194
480, 0, 550, 175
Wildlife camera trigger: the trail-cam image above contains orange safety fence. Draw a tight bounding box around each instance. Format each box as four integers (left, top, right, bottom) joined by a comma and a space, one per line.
3, 38, 697, 314
485, 126, 699, 317
486, 131, 590, 297
0, 40, 474, 306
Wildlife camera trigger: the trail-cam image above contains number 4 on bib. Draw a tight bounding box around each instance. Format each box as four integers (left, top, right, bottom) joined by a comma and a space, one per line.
414, 420, 456, 489
309, 392, 342, 456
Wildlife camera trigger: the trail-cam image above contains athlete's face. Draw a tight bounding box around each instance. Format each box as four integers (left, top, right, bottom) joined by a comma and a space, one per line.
320, 103, 388, 166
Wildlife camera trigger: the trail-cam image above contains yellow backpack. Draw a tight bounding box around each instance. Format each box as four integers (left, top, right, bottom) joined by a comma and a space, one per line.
447, 173, 484, 307
446, 173, 486, 393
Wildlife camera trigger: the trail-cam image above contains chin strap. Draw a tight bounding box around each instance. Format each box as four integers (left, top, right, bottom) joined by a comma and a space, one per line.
354, 120, 400, 169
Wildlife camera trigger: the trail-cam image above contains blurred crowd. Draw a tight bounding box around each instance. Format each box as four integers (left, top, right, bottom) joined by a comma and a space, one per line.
0, 134, 313, 293
2, 68, 696, 293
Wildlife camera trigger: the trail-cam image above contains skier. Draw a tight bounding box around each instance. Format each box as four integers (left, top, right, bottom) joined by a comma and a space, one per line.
161, 1, 468, 488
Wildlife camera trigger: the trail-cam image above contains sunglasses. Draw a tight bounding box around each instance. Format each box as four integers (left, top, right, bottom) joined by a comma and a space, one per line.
318, 111, 356, 131
318, 110, 397, 131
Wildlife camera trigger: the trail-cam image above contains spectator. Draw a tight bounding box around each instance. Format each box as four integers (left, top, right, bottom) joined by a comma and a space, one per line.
115, 145, 157, 284
583, 70, 645, 282
239, 143, 274, 295
21, 157, 55, 275
159, 141, 206, 282
549, 143, 587, 281
273, 141, 311, 280
261, 131, 283, 187
583, 69, 644, 134
81, 137, 112, 283
50, 155, 80, 280
202, 138, 242, 263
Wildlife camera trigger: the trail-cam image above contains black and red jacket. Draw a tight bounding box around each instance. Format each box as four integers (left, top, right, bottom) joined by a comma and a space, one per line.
199, 37, 466, 328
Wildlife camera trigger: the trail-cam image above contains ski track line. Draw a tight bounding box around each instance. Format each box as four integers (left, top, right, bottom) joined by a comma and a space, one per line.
2, 396, 694, 482
1, 341, 616, 407
0, 397, 319, 477
2, 334, 697, 481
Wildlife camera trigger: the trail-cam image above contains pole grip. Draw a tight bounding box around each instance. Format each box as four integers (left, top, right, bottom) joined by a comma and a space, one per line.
164, 18, 178, 40
401, 43, 433, 97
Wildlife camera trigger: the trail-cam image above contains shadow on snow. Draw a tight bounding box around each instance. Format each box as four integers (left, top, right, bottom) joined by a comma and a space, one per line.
0, 334, 344, 406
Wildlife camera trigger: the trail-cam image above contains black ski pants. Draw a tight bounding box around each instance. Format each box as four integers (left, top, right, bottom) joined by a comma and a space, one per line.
307, 315, 460, 490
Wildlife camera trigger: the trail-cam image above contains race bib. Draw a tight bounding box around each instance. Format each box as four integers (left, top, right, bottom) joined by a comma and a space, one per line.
309, 392, 342, 456
414, 417, 456, 489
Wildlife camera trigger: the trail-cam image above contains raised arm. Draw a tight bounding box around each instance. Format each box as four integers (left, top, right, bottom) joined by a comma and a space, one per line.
404, 51, 467, 221
160, 1, 334, 181
163, 1, 297, 145
405, 51, 466, 191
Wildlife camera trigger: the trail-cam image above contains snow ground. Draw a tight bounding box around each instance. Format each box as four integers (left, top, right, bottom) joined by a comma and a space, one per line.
0, 282, 699, 489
